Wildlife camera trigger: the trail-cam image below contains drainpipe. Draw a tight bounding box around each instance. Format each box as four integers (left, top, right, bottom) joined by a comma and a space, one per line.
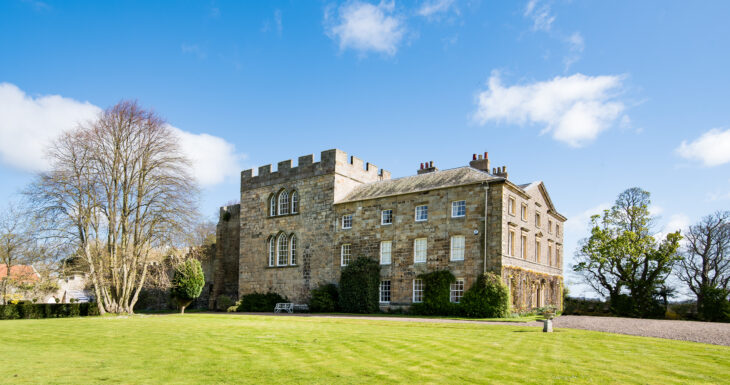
483, 182, 489, 274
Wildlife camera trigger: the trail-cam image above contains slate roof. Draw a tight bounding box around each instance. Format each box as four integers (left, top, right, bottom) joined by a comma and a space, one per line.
338, 166, 503, 203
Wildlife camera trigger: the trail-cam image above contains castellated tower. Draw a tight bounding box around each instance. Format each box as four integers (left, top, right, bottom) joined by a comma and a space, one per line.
235, 149, 390, 301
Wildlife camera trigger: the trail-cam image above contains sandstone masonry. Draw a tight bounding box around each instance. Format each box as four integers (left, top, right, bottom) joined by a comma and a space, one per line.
213, 149, 566, 311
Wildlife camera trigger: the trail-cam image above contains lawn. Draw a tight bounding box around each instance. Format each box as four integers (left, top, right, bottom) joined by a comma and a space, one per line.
1, 314, 728, 384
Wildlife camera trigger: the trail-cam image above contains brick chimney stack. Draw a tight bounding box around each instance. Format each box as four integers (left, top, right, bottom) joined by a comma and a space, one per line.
469, 152, 490, 172
417, 160, 438, 174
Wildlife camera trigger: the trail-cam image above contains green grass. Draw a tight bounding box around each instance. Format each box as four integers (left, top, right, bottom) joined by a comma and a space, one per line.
0, 314, 727, 384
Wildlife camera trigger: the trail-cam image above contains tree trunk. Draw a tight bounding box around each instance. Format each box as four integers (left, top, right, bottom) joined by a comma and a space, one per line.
180, 305, 186, 314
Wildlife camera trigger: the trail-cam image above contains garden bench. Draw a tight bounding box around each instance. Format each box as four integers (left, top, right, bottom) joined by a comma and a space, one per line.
274, 303, 294, 313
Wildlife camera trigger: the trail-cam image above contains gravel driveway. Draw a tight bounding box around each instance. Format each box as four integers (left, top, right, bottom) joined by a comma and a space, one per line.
243, 313, 730, 346
531, 315, 730, 346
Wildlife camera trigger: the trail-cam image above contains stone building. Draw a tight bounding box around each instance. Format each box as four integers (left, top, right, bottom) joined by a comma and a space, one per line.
214, 149, 566, 311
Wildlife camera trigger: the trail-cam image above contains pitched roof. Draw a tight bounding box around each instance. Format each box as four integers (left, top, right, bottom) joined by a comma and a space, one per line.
338, 166, 503, 203
0, 264, 40, 283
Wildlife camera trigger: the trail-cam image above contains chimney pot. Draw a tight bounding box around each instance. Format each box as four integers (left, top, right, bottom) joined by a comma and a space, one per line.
420, 163, 424, 169
478, 154, 483, 160
429, 161, 433, 168
484, 152, 488, 159
473, 154, 477, 160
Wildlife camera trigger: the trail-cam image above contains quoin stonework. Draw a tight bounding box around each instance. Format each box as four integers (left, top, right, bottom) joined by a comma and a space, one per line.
213, 149, 566, 311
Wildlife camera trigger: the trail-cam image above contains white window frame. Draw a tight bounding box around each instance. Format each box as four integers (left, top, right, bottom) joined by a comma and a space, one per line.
414, 238, 427, 263
508, 196, 516, 216
269, 196, 276, 217
380, 241, 392, 265
342, 214, 352, 229
521, 203, 528, 221
379, 280, 391, 304
450, 235, 465, 261
451, 200, 466, 218
415, 205, 428, 222
340, 244, 351, 266
290, 235, 297, 265
450, 279, 465, 303
535, 212, 541, 227
521, 234, 527, 259
277, 234, 288, 266
268, 237, 275, 266
278, 191, 289, 215
290, 191, 299, 214
413, 279, 423, 303
381, 209, 393, 225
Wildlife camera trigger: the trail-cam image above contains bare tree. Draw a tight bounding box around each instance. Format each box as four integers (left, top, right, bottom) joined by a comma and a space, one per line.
27, 101, 199, 314
676, 211, 730, 305
0, 203, 38, 304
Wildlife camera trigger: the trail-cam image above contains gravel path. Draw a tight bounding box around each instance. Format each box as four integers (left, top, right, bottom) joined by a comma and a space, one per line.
236, 313, 730, 346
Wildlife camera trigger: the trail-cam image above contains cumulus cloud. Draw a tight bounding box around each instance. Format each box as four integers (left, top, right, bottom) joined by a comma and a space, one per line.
325, 1, 405, 56
524, 0, 555, 31
0, 83, 101, 171
0, 83, 243, 186
418, 0, 456, 18
676, 128, 730, 167
473, 72, 627, 147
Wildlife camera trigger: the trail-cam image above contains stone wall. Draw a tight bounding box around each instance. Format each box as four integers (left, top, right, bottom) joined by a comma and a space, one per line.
210, 204, 241, 309
502, 266, 563, 311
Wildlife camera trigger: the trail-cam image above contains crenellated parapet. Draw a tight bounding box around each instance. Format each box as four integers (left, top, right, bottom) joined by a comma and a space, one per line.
241, 149, 390, 190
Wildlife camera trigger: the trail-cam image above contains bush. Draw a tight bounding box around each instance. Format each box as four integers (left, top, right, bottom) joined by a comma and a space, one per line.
170, 259, 205, 314
0, 303, 101, 320
237, 292, 288, 312
460, 272, 510, 318
338, 257, 380, 314
410, 270, 456, 316
215, 295, 234, 312
310, 284, 339, 313
698, 286, 730, 322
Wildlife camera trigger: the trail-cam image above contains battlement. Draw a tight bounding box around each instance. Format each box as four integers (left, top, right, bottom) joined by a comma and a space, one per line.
241, 149, 391, 190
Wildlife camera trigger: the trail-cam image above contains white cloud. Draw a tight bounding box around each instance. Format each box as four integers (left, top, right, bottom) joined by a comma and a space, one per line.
473, 72, 627, 147
565, 202, 610, 236
325, 1, 405, 56
418, 0, 456, 18
0, 83, 101, 171
676, 128, 730, 167
655, 213, 690, 241
524, 0, 555, 31
563, 32, 584, 70
0, 83, 243, 186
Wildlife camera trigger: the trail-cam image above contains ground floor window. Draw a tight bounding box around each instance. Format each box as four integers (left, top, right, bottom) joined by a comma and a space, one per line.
341, 244, 351, 266
379, 280, 391, 304
413, 279, 423, 303
450, 279, 464, 303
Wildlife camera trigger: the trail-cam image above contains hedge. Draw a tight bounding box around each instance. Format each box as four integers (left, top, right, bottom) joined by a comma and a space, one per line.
309, 283, 339, 313
0, 302, 101, 320
236, 292, 288, 312
410, 270, 457, 316
460, 272, 510, 318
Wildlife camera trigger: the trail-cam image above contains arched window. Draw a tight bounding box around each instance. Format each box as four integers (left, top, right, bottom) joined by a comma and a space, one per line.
277, 233, 288, 266
269, 195, 276, 217
278, 191, 289, 215
290, 235, 297, 265
268, 237, 275, 266
291, 191, 299, 214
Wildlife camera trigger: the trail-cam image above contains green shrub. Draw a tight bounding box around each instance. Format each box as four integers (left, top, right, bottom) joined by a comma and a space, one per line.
215, 295, 234, 312
460, 272, 510, 318
338, 257, 380, 314
170, 259, 205, 314
698, 285, 730, 322
0, 304, 20, 320
410, 270, 456, 316
237, 292, 288, 312
310, 284, 339, 313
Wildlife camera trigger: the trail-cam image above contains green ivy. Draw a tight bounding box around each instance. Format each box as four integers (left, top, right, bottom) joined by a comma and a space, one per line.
338, 257, 380, 313
460, 272, 510, 318
410, 270, 456, 316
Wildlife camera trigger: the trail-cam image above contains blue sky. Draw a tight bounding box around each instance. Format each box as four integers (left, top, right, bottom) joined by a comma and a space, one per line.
1, 0, 729, 296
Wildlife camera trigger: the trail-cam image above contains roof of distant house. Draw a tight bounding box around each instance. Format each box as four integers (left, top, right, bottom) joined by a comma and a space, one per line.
0, 264, 40, 283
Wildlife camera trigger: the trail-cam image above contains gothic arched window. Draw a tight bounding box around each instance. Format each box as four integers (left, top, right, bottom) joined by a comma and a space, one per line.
278, 190, 289, 215
291, 191, 299, 214
268, 237, 275, 266
290, 235, 297, 265
269, 195, 276, 217
277, 233, 288, 266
